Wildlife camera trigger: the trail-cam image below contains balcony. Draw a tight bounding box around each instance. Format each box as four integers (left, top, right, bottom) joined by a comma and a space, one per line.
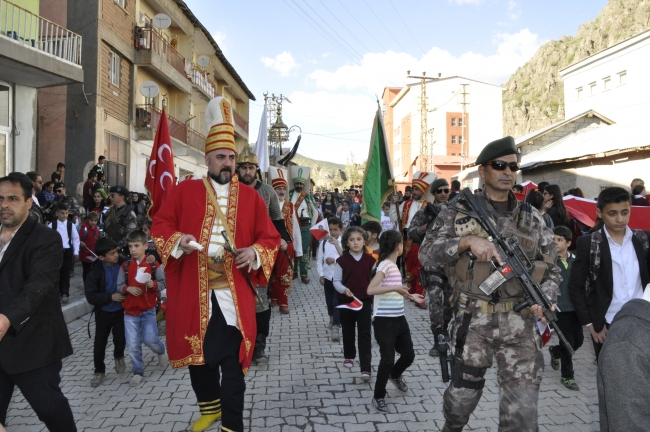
134, 27, 191, 94
135, 104, 205, 153
190, 65, 219, 100
233, 108, 249, 140
0, 0, 83, 87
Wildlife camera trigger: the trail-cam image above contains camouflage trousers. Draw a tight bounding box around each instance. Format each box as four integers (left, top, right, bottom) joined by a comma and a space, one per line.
443, 303, 544, 432
427, 283, 454, 335
255, 286, 270, 313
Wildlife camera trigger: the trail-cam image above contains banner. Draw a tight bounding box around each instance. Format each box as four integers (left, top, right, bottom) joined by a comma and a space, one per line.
255, 101, 269, 173
145, 107, 176, 219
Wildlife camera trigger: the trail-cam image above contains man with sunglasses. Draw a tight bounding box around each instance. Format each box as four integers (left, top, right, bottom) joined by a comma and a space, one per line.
103, 186, 138, 261
43, 182, 84, 224
419, 136, 560, 432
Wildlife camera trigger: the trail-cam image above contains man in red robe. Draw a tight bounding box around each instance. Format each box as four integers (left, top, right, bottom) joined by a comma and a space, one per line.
151, 97, 279, 432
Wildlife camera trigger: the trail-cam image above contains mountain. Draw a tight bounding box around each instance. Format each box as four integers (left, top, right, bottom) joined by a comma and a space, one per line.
291, 153, 348, 190
503, 0, 650, 137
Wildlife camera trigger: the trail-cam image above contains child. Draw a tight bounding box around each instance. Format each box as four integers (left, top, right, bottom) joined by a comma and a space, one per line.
79, 212, 101, 282
549, 226, 583, 391
337, 201, 351, 228
361, 221, 381, 262
141, 219, 161, 264
317, 217, 344, 341
333, 226, 375, 380
118, 230, 168, 387
380, 202, 396, 234
367, 230, 421, 413
84, 237, 126, 387
48, 204, 79, 305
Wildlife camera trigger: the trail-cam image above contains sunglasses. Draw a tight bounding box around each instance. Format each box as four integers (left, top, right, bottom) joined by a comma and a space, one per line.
484, 160, 520, 172
435, 188, 450, 194
55, 189, 63, 193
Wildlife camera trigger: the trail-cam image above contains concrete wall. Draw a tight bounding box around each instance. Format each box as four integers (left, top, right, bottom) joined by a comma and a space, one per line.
519, 116, 606, 157
13, 85, 37, 172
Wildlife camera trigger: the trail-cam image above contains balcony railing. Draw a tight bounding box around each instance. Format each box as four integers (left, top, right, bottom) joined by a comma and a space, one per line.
135, 27, 189, 78
233, 108, 249, 135
135, 104, 205, 152
190, 65, 219, 99
0, 0, 82, 65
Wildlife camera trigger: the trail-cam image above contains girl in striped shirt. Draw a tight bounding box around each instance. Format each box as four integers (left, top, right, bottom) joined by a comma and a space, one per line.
367, 230, 423, 413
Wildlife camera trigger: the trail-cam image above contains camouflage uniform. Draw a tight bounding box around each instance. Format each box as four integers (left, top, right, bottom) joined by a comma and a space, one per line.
103, 204, 138, 255
44, 195, 85, 224
419, 190, 560, 432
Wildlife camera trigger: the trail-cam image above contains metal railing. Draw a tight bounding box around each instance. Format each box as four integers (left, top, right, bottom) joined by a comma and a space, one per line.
135, 104, 205, 152
190, 65, 218, 99
136, 27, 187, 78
233, 108, 249, 134
0, 0, 82, 65
187, 127, 206, 151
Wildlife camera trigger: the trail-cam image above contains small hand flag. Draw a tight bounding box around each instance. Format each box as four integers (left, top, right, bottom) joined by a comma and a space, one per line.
336, 296, 363, 311
310, 218, 330, 241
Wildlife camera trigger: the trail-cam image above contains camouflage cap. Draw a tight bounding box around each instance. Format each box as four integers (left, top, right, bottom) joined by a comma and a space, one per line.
476, 136, 517, 165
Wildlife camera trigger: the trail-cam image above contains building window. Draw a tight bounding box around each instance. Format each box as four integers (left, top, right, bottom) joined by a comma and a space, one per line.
618, 71, 627, 85
451, 118, 456, 127
577, 87, 583, 99
458, 136, 464, 145
104, 132, 128, 186
451, 136, 457, 144
589, 82, 596, 95
114, 0, 126, 7
458, 118, 463, 127
109, 52, 120, 87
603, 76, 611, 91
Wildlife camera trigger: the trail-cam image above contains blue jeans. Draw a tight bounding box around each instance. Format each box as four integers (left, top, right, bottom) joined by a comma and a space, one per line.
323, 279, 340, 326
124, 308, 165, 376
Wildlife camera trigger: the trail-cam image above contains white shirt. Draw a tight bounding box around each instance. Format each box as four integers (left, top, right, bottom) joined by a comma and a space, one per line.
48, 220, 80, 255
317, 235, 343, 281
279, 200, 303, 257
399, 199, 424, 228
0, 228, 19, 262
604, 226, 644, 324
32, 194, 40, 207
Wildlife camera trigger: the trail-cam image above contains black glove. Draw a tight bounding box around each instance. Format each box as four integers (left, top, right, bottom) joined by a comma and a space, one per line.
424, 203, 438, 224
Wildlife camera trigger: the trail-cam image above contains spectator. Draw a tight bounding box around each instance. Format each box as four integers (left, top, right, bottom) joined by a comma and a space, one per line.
402, 186, 412, 202
93, 172, 108, 200
103, 185, 137, 260
0, 173, 76, 431
450, 179, 461, 198
25, 171, 43, 206
36, 181, 55, 206
540, 184, 570, 227
537, 181, 549, 194
83, 171, 98, 211
381, 202, 397, 234
93, 155, 106, 175
83, 237, 126, 388
79, 212, 101, 282
141, 220, 161, 264
51, 162, 65, 183
337, 200, 352, 228
569, 187, 650, 360
321, 192, 338, 219
630, 178, 644, 193
48, 204, 79, 305
568, 187, 585, 198
632, 184, 649, 206
20, 171, 43, 224
89, 190, 108, 220
512, 184, 523, 193
43, 182, 84, 225
130, 192, 147, 225
527, 190, 554, 228
597, 289, 650, 432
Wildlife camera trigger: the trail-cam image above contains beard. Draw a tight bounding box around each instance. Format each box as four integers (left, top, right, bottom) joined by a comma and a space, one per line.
294, 185, 303, 192
239, 174, 255, 185
210, 168, 232, 185
277, 193, 286, 201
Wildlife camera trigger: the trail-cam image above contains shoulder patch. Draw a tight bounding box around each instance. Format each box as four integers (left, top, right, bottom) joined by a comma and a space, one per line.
430, 217, 444, 232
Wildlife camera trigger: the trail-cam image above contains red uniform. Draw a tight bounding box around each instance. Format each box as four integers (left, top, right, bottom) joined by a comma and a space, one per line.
270, 201, 296, 307
401, 198, 427, 297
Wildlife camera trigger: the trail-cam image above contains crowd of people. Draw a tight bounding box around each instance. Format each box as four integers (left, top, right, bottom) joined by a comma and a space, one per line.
1, 117, 648, 432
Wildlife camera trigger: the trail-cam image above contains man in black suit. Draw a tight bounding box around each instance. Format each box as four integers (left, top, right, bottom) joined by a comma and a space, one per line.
0, 173, 76, 431
569, 187, 650, 359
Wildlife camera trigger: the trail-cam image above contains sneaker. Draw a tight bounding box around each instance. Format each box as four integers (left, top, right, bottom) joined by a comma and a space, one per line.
90, 372, 105, 387
343, 359, 354, 368
361, 372, 371, 381
61, 295, 69, 305
561, 377, 580, 391
549, 347, 560, 371
331, 326, 340, 342
158, 353, 169, 368
114, 357, 125, 374
129, 374, 142, 387
389, 374, 408, 393
372, 397, 389, 413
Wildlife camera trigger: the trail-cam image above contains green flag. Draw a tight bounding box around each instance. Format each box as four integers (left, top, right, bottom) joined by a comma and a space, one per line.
360, 106, 394, 223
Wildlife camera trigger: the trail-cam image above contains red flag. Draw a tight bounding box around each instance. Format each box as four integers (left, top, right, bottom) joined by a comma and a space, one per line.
145, 107, 176, 219
536, 319, 552, 346
310, 218, 330, 241
336, 296, 363, 311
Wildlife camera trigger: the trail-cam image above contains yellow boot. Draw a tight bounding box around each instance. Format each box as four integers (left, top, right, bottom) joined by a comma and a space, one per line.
190, 413, 221, 432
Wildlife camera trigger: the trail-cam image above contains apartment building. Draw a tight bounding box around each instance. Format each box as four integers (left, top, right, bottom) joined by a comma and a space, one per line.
45, 0, 254, 193
0, 0, 83, 176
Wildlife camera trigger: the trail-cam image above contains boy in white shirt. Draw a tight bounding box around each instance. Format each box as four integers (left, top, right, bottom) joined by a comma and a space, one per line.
317, 217, 344, 341
48, 204, 79, 305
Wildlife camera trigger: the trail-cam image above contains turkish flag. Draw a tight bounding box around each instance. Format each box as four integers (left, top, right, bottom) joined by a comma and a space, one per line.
336, 296, 363, 311
145, 107, 176, 219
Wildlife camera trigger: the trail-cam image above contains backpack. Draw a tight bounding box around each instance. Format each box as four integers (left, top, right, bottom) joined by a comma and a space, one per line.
51, 219, 73, 248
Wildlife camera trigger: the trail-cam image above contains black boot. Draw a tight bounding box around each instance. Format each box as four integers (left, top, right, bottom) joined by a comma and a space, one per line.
429, 330, 443, 357
252, 334, 268, 365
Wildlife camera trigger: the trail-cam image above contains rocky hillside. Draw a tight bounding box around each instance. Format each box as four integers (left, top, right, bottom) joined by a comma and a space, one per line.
503, 0, 650, 137
291, 154, 348, 190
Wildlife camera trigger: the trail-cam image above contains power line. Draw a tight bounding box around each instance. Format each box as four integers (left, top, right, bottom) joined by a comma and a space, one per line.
362, 0, 409, 53
316, 0, 372, 53
335, 0, 388, 52
387, 0, 426, 55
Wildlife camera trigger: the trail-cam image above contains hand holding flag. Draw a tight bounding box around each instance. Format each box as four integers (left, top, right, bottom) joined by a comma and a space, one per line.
310, 218, 330, 241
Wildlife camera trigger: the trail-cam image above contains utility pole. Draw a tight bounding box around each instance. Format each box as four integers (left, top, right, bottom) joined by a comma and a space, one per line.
427, 127, 435, 172
407, 71, 438, 172
460, 83, 469, 172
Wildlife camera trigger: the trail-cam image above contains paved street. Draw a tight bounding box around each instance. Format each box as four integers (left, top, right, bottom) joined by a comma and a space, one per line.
5, 263, 599, 431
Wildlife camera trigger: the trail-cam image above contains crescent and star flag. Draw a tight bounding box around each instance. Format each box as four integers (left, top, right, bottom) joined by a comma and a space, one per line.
310, 218, 330, 241
255, 100, 269, 173
536, 319, 552, 346
145, 106, 177, 219
360, 102, 394, 223
336, 296, 363, 311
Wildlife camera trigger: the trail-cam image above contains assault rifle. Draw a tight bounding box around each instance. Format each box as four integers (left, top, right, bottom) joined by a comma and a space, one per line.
448, 188, 574, 356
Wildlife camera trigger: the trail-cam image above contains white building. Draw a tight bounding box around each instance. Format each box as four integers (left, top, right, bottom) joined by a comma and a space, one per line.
383, 77, 503, 189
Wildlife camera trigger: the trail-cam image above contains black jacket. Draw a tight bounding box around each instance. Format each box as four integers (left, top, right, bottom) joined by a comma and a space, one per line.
84, 259, 110, 310
569, 230, 650, 332
0, 217, 73, 374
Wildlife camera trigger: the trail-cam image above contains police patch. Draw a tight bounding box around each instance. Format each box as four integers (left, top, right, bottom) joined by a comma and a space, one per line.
430, 217, 444, 232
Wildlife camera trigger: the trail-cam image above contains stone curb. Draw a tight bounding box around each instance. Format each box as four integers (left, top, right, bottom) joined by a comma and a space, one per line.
62, 298, 94, 324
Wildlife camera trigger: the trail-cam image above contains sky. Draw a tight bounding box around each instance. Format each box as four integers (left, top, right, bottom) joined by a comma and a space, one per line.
185, 0, 608, 165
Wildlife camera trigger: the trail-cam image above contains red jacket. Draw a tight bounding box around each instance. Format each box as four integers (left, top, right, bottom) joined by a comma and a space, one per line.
120, 256, 164, 316
79, 221, 100, 263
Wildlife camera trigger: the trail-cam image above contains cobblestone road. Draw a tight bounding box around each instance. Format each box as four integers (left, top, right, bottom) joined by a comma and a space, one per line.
5, 263, 599, 431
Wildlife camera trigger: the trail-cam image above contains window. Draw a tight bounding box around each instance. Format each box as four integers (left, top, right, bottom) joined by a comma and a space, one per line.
618, 71, 627, 85
577, 87, 583, 100
451, 135, 457, 144
114, 0, 126, 7
458, 118, 463, 127
109, 52, 120, 87
589, 82, 596, 95
603, 76, 611, 91
458, 136, 464, 145
451, 118, 456, 127
104, 132, 128, 186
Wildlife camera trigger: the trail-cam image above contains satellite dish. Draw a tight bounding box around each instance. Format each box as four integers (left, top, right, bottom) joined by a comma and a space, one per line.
197, 55, 211, 67
152, 14, 171, 29
140, 81, 160, 98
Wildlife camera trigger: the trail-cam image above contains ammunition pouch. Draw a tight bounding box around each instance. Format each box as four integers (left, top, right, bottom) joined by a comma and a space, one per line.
451, 356, 487, 390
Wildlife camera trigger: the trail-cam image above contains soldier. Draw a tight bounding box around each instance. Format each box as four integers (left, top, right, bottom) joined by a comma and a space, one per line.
419, 136, 561, 432
42, 182, 85, 224
409, 178, 453, 356
289, 167, 318, 283
399, 171, 436, 308
103, 186, 137, 261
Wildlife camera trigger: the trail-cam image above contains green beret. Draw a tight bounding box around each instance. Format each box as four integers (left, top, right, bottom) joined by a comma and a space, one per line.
476, 136, 516, 165
430, 178, 449, 192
